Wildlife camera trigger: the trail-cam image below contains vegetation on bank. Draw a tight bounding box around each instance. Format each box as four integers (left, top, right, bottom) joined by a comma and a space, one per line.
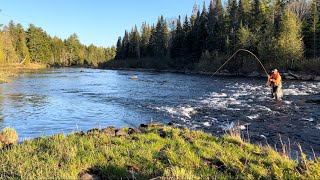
0, 21, 116, 68
106, 0, 320, 75
0, 126, 319, 179
0, 63, 47, 83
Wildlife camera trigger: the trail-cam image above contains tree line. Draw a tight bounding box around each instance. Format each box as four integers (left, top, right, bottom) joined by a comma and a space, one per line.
112, 0, 320, 74
0, 21, 116, 67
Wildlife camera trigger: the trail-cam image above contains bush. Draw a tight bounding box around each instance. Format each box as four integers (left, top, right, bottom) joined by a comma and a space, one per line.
0, 127, 18, 145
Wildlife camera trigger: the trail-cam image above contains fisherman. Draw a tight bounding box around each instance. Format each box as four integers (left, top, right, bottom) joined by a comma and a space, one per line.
268, 69, 283, 100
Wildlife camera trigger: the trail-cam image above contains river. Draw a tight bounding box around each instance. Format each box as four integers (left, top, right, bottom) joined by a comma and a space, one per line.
0, 68, 319, 157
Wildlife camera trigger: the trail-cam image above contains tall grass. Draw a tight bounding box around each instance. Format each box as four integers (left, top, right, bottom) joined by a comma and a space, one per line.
0, 63, 46, 83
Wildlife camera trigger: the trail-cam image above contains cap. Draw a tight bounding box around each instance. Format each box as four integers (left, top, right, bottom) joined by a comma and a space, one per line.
272, 69, 278, 73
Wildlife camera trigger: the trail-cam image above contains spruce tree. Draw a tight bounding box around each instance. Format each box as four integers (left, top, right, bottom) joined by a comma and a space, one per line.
140, 22, 151, 58
121, 31, 129, 59
115, 37, 122, 60
170, 15, 184, 68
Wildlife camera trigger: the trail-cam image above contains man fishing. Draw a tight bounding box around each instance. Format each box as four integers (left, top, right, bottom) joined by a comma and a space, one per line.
268, 69, 283, 100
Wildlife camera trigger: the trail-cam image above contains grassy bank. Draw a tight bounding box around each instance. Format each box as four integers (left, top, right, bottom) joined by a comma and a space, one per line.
0, 63, 47, 83
0, 126, 319, 179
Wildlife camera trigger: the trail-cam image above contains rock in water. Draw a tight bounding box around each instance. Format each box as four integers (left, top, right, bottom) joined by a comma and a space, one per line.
129, 75, 138, 79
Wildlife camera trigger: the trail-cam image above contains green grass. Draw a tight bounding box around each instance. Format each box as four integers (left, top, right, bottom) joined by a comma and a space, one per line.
0, 126, 319, 179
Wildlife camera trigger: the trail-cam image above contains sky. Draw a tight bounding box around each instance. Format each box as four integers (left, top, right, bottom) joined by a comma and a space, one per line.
0, 0, 213, 47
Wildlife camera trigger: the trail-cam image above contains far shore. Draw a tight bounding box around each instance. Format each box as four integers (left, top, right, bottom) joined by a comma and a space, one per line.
100, 66, 320, 81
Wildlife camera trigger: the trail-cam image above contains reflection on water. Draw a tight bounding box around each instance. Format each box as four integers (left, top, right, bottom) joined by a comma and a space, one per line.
0, 68, 319, 156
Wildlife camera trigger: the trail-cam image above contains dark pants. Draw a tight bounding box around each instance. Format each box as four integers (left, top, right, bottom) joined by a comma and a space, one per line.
272, 85, 278, 98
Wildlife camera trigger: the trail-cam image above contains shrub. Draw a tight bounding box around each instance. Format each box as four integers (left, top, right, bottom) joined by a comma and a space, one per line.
0, 127, 18, 145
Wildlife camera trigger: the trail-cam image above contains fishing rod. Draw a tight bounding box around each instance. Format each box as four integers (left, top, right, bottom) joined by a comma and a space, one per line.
210, 49, 269, 78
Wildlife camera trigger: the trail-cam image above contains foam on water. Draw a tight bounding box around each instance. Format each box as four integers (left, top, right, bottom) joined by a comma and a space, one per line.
154, 106, 197, 119
247, 114, 259, 120
284, 88, 308, 96
302, 118, 314, 122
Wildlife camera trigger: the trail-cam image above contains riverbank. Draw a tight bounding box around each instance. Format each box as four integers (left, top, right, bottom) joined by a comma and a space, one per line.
0, 125, 319, 179
101, 66, 320, 82
0, 63, 47, 83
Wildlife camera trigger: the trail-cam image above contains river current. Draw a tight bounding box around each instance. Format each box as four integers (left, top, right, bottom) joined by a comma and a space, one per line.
0, 68, 319, 157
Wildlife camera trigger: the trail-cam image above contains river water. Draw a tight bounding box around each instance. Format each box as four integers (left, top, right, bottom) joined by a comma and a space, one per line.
0, 68, 319, 157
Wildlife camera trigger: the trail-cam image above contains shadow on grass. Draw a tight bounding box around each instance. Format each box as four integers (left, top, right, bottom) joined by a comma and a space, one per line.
86, 164, 149, 180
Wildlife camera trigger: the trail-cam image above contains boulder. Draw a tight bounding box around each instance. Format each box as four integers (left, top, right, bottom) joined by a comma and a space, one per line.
87, 128, 101, 136
140, 123, 163, 128
79, 173, 101, 180
128, 128, 141, 135
115, 129, 127, 137
101, 127, 116, 137
314, 76, 320, 81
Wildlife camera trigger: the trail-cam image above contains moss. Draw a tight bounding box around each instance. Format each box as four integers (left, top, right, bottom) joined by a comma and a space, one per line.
0, 126, 319, 179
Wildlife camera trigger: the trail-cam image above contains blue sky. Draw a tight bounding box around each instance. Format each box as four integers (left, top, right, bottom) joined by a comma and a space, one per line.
0, 0, 213, 47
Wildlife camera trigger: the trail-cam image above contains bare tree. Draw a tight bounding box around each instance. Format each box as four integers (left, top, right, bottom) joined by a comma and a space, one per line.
287, 0, 310, 22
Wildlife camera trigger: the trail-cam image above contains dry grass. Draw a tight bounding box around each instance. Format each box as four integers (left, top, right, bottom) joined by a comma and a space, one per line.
0, 63, 47, 83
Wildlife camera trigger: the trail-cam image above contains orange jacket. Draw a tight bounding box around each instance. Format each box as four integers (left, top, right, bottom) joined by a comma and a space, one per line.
269, 73, 282, 86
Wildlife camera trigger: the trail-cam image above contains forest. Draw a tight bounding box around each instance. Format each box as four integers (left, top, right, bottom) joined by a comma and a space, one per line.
108, 0, 320, 74
0, 21, 116, 67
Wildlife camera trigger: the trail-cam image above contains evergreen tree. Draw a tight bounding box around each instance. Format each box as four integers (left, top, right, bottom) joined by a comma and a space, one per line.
0, 27, 19, 63
7, 21, 30, 64
121, 31, 129, 59
306, 0, 320, 59
115, 37, 122, 60
140, 22, 151, 58
170, 15, 184, 67
51, 36, 66, 65
65, 33, 83, 65
208, 0, 216, 52
128, 25, 140, 59
26, 24, 53, 64
214, 0, 226, 54
153, 16, 169, 58
237, 0, 251, 26
276, 9, 304, 69
182, 15, 193, 65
